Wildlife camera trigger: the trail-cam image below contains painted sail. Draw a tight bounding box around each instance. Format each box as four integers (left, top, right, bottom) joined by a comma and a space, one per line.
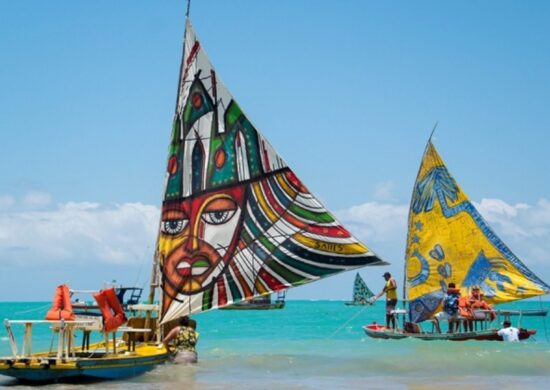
405, 140, 550, 323
158, 20, 387, 323
351, 273, 375, 304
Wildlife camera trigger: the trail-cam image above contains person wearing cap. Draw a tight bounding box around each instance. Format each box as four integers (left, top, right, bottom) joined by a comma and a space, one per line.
497, 320, 520, 342
371, 272, 398, 329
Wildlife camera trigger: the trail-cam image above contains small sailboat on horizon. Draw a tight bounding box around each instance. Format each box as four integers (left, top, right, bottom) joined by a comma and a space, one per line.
345, 273, 375, 306
220, 291, 286, 310
364, 138, 550, 341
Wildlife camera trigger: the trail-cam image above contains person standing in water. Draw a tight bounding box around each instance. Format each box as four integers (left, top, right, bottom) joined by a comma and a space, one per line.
162, 316, 199, 363
371, 272, 398, 329
497, 320, 520, 342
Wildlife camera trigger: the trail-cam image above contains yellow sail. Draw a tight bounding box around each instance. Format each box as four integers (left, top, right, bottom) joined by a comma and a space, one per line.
405, 140, 549, 322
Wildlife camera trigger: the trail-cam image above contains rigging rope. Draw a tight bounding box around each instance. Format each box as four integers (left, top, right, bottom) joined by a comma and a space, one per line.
328, 304, 371, 339
132, 245, 151, 292
15, 303, 51, 315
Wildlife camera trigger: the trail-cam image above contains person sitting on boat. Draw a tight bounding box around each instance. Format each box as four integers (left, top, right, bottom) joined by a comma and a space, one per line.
433, 282, 461, 333
497, 320, 520, 342
162, 316, 199, 364
458, 295, 474, 331
468, 286, 496, 322
371, 272, 398, 329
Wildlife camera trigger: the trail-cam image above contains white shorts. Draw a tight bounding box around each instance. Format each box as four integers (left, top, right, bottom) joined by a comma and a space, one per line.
435, 311, 458, 321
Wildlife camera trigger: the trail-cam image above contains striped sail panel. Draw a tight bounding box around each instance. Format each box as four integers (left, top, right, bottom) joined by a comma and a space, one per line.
159, 21, 387, 323
406, 141, 550, 323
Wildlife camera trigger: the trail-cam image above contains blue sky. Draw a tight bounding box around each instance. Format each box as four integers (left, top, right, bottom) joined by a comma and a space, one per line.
1, 0, 549, 301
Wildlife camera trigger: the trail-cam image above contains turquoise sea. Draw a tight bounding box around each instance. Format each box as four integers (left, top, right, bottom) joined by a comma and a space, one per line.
1, 300, 550, 389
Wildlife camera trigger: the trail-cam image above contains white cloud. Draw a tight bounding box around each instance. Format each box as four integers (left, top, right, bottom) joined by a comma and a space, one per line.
371, 181, 397, 202
337, 201, 408, 242
336, 197, 550, 275
475, 198, 550, 267
1, 193, 549, 288
0, 201, 159, 267
23, 191, 52, 208
0, 195, 15, 209
474, 198, 530, 237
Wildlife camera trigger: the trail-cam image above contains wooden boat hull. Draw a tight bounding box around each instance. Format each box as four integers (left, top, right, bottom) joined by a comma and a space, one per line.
0, 344, 169, 382
363, 324, 536, 341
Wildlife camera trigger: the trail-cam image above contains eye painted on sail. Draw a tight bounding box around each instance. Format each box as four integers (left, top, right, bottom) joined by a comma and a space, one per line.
161, 209, 189, 235
201, 198, 237, 225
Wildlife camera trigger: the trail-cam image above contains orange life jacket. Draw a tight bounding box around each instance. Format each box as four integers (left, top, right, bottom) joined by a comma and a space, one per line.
470, 299, 496, 320
45, 284, 75, 321
94, 287, 127, 332
458, 296, 473, 319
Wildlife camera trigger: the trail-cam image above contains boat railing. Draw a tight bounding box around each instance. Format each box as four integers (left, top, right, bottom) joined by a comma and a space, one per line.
3, 319, 98, 360
392, 307, 547, 334
127, 303, 159, 312
2, 317, 155, 363
275, 290, 286, 304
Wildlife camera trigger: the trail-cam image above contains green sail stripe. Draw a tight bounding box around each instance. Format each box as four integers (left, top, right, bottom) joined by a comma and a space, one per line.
244, 214, 263, 240
264, 258, 304, 285
289, 203, 334, 223
202, 289, 213, 311
273, 247, 336, 277
227, 274, 243, 302
241, 228, 253, 245
258, 235, 276, 252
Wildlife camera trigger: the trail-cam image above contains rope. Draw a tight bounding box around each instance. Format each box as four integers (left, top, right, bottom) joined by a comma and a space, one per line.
328, 304, 371, 338
15, 303, 51, 315
48, 331, 56, 354
132, 245, 151, 292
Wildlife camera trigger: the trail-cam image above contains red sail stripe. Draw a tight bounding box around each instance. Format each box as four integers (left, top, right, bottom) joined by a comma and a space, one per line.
229, 262, 253, 298
260, 178, 351, 238
216, 277, 228, 307
258, 268, 285, 291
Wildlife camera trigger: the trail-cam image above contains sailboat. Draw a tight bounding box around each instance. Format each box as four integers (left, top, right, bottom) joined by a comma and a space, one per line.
345, 273, 375, 306
364, 139, 550, 341
219, 291, 286, 310
0, 5, 387, 383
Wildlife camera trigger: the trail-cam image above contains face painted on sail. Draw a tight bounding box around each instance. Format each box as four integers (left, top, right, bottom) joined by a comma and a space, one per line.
159, 186, 246, 301
157, 20, 386, 323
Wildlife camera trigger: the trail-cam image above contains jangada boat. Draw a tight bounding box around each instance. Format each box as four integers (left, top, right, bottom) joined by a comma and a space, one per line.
219, 291, 286, 310
345, 273, 375, 306
0, 3, 387, 383
364, 138, 550, 341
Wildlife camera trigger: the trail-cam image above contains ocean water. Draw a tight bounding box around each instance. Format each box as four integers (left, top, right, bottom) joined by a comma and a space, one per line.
1, 300, 550, 389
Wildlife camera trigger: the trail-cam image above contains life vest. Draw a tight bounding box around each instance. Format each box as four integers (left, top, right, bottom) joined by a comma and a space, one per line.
458, 296, 473, 319
93, 287, 127, 332
470, 299, 496, 320
385, 279, 397, 300
45, 284, 75, 321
